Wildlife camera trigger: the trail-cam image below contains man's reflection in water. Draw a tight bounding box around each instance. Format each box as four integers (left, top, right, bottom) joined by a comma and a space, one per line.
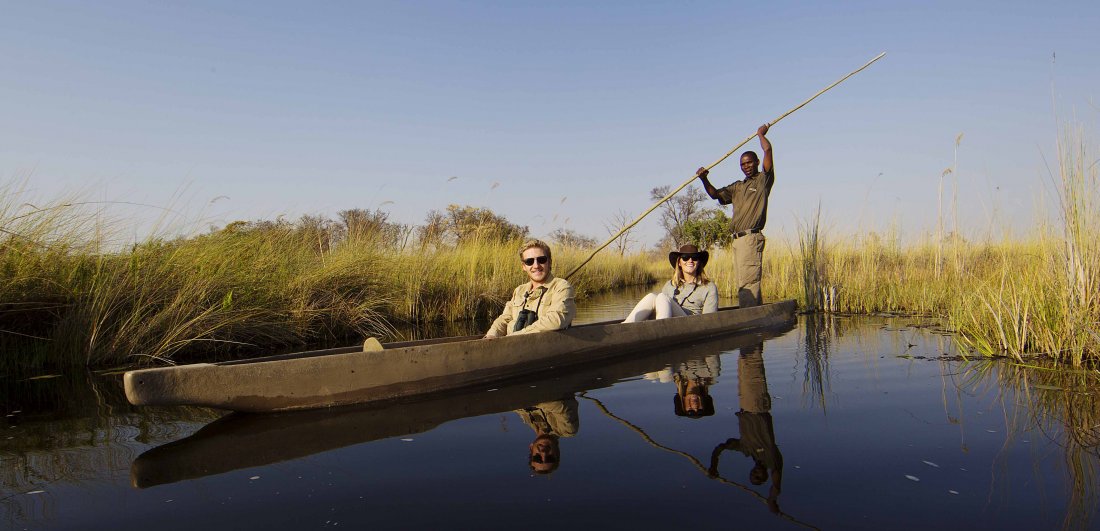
645, 355, 721, 418
514, 397, 579, 474
709, 342, 783, 513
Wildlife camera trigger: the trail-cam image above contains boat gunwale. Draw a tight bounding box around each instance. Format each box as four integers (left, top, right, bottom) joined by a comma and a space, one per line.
123, 301, 797, 412
211, 312, 732, 367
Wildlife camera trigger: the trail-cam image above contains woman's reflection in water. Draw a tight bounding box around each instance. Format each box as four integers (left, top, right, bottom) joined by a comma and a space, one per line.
645, 355, 722, 418
708, 342, 783, 513
514, 397, 579, 475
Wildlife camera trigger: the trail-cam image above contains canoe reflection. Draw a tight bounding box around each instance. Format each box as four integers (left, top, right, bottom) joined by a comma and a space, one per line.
131, 322, 792, 489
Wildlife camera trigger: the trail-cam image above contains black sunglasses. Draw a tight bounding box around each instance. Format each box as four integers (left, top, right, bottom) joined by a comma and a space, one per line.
523, 256, 549, 266
679, 253, 703, 262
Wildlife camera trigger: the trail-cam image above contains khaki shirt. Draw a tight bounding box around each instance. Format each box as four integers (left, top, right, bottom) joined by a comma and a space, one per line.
486, 275, 576, 337
660, 280, 719, 315
515, 398, 579, 438
715, 169, 775, 233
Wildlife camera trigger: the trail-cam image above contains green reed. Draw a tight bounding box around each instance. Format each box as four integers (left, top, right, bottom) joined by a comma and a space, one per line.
0, 191, 654, 371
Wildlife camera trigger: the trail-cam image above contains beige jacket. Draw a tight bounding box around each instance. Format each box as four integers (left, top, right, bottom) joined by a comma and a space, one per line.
515, 398, 579, 437
486, 275, 576, 337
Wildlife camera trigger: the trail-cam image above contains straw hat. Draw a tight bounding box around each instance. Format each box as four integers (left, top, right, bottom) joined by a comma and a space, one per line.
668, 244, 709, 269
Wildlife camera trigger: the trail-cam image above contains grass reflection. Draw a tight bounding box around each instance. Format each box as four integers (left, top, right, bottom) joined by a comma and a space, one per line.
959, 359, 1100, 530
0, 372, 220, 520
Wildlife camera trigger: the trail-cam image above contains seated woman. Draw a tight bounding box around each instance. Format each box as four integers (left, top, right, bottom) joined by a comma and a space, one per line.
623, 244, 718, 322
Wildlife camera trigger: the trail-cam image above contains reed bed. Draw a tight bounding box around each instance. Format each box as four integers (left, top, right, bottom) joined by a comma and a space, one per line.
0, 191, 654, 372
706, 225, 1098, 363
705, 130, 1100, 364
5, 132, 1095, 368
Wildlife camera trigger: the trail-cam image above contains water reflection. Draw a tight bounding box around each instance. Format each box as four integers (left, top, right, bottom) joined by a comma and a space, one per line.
800, 314, 835, 410
6, 313, 1100, 530
958, 358, 1100, 530
516, 398, 578, 475
709, 342, 782, 513
645, 355, 721, 418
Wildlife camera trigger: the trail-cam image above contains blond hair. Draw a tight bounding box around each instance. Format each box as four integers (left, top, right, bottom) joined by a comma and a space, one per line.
518, 239, 552, 262
671, 262, 710, 288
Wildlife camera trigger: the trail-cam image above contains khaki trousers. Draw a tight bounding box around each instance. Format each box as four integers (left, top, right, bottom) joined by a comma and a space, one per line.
731, 232, 765, 307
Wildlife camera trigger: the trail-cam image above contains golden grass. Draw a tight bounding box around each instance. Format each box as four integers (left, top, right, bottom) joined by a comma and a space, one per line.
0, 190, 654, 371
4, 131, 1095, 368
703, 129, 1100, 364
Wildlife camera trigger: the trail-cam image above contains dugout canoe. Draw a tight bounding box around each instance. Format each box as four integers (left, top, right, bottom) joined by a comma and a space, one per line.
130, 324, 793, 488
123, 299, 796, 413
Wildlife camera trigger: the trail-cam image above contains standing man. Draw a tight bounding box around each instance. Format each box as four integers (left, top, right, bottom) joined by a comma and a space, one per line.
485, 239, 576, 338
695, 124, 774, 308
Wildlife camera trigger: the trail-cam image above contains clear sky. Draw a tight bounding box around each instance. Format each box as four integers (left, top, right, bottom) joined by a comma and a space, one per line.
2, 1, 1098, 247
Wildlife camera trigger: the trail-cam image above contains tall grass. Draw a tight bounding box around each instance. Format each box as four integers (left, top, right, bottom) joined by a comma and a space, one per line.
0, 190, 654, 372
711, 227, 1097, 362
704, 130, 1099, 363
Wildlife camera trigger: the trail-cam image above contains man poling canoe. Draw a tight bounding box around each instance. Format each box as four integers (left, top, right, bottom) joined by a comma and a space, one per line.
562, 52, 886, 286
695, 123, 774, 308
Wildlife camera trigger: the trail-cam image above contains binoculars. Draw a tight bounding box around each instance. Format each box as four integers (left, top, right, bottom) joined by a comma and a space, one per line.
513, 308, 538, 332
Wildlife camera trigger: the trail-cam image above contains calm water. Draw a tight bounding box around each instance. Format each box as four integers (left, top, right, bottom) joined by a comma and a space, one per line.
2, 299, 1098, 529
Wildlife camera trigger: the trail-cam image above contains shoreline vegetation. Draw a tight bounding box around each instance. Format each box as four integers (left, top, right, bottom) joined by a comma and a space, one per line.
0, 198, 655, 373
3, 133, 1097, 371
730, 127, 1097, 366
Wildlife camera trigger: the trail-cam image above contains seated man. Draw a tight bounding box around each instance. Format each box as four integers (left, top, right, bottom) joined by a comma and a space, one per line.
485, 239, 576, 338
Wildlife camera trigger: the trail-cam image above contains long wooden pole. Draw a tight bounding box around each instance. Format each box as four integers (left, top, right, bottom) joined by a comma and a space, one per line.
563, 52, 886, 280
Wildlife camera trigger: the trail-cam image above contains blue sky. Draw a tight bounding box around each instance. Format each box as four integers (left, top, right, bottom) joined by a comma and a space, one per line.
2, 1, 1098, 247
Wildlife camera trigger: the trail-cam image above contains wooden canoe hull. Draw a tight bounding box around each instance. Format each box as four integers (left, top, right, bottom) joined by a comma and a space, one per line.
130, 324, 793, 488
123, 299, 796, 412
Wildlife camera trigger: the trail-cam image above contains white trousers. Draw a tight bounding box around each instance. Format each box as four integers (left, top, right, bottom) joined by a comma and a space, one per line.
622, 293, 688, 323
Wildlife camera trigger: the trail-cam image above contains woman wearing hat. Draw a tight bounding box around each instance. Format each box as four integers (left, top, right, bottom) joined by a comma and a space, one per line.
622, 244, 719, 322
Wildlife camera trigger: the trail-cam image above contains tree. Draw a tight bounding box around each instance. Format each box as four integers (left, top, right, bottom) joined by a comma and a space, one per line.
682, 208, 732, 250
418, 205, 528, 246
339, 208, 410, 248
650, 185, 709, 247
550, 228, 598, 249
604, 209, 638, 256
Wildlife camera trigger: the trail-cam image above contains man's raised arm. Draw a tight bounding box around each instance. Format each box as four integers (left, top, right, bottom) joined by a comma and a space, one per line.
758, 124, 773, 174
